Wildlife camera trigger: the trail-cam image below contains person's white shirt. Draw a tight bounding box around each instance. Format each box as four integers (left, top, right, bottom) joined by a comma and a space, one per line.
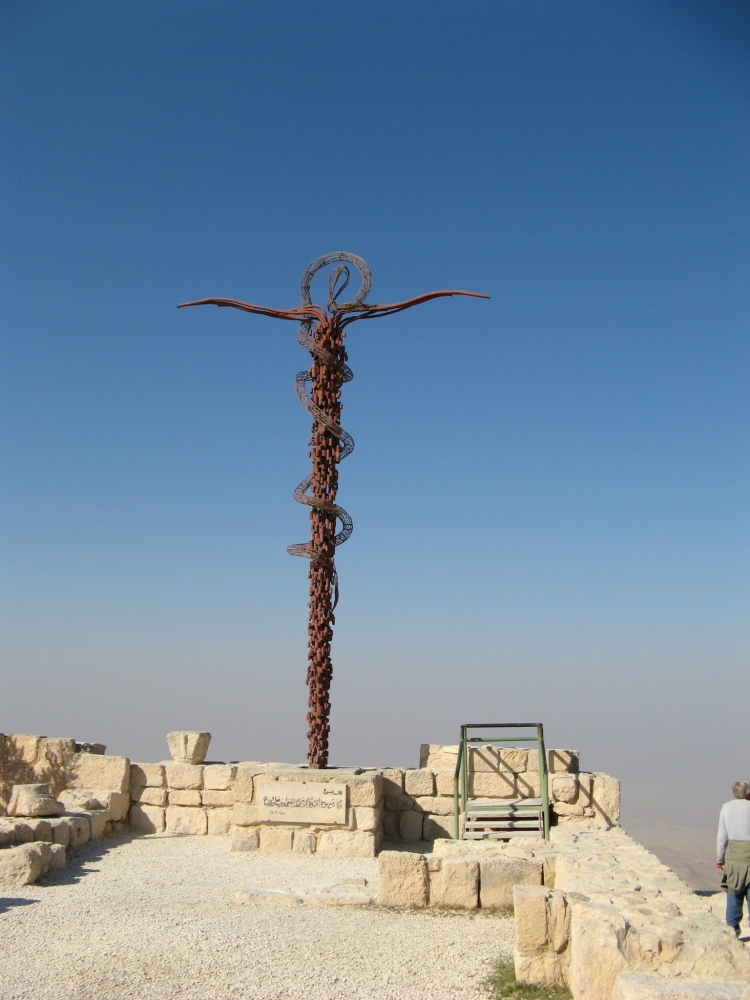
717, 798, 750, 863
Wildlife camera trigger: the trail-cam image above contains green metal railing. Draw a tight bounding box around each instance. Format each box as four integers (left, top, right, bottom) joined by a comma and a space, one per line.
453, 722, 550, 841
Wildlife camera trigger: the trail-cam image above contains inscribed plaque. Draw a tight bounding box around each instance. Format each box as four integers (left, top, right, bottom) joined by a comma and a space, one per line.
257, 781, 347, 825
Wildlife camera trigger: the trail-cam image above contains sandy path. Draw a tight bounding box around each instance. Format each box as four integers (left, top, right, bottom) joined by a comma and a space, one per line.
1, 834, 513, 1000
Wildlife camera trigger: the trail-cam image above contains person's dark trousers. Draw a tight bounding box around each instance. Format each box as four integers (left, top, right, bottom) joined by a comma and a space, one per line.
726, 885, 750, 933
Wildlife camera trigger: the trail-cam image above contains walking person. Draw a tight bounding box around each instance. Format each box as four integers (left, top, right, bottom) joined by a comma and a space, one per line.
717, 779, 750, 935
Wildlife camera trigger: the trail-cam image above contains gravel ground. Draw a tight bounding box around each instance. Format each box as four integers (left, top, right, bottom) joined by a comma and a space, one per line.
1, 834, 513, 1000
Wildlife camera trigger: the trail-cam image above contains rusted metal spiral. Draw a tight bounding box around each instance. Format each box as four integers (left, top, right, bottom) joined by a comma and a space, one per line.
178, 257, 488, 769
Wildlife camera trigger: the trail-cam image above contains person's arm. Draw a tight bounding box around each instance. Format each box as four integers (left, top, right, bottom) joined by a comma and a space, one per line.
717, 805, 729, 866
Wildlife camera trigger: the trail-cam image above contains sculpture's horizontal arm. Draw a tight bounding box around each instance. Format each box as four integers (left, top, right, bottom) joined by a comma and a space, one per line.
340, 290, 489, 326
178, 297, 326, 324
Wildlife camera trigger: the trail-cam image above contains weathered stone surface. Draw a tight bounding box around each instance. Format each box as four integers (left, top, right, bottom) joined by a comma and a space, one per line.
88, 809, 108, 840
8, 784, 64, 817
469, 746, 528, 774
515, 885, 549, 950
317, 830, 376, 857
612, 974, 749, 1000
202, 789, 234, 807
423, 815, 454, 840
385, 793, 413, 811
551, 775, 578, 804
165, 763, 203, 790
0, 843, 43, 885
414, 795, 454, 815
166, 731, 211, 765
293, 830, 317, 855
549, 750, 579, 773
58, 789, 106, 812
517, 771, 541, 797
50, 817, 71, 846
29, 818, 53, 842
130, 763, 165, 788
429, 859, 479, 909
75, 742, 106, 755
404, 769, 434, 796
67, 815, 91, 848
34, 738, 77, 795
346, 773, 382, 807
435, 771, 455, 796
399, 810, 423, 841
131, 786, 168, 807
468, 771, 516, 798
6, 735, 41, 764
107, 792, 130, 822
12, 821, 33, 843
578, 772, 593, 809
354, 806, 379, 832
65, 753, 130, 793
169, 789, 201, 807
49, 842, 66, 871
233, 768, 255, 803
166, 805, 207, 836
202, 764, 235, 790
259, 827, 293, 853
480, 857, 543, 909
231, 827, 259, 851
419, 744, 459, 771
129, 803, 166, 834
591, 773, 620, 826
206, 807, 232, 836
232, 803, 260, 827
553, 802, 585, 817
382, 768, 404, 795
377, 851, 429, 907
569, 901, 630, 1000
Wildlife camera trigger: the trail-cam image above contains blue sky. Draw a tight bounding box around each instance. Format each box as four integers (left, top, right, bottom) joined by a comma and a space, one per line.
1, 1, 748, 831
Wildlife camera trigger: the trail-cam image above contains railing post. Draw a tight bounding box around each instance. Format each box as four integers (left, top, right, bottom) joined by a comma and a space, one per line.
538, 723, 550, 841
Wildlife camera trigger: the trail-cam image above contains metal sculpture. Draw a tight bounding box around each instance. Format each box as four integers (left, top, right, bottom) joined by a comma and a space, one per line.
179, 253, 487, 767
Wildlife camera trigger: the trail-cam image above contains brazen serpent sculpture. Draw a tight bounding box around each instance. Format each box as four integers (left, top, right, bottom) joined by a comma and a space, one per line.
179, 253, 487, 767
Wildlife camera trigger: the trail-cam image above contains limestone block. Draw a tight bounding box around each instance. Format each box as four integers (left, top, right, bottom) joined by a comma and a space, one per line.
50, 817, 71, 846
354, 806, 379, 832
404, 769, 434, 796
12, 821, 34, 843
382, 811, 398, 839
0, 821, 15, 846
399, 810, 424, 842
423, 815, 454, 840
317, 830, 376, 857
514, 884, 549, 950
469, 746, 528, 774
517, 771, 541, 797
65, 753, 130, 793
207, 807, 232, 836
202, 789, 234, 807
468, 771, 516, 798
7, 735, 41, 764
551, 775, 578, 804
578, 772, 593, 809
34, 738, 77, 795
540, 853, 558, 888
0, 842, 43, 885
591, 773, 621, 826
88, 810, 108, 840
429, 859, 479, 909
419, 744, 459, 771
49, 843, 66, 871
29, 818, 53, 842
414, 795, 454, 816
549, 750, 579, 773
569, 901, 630, 1000
8, 784, 64, 817
377, 851, 429, 907
259, 827, 294, 853
131, 786, 168, 807
169, 789, 201, 807
232, 803, 260, 827
166, 805, 208, 836
553, 802, 585, 817
293, 830, 317, 854
58, 789, 106, 812
612, 973, 749, 999
385, 793, 413, 811
346, 772, 382, 807
67, 815, 91, 847
435, 771, 455, 796
166, 731, 211, 765
129, 803, 166, 834
382, 768, 404, 795
103, 791, 130, 822
231, 827, 259, 851
165, 763, 203, 790
203, 764, 235, 790
480, 857, 543, 909
233, 768, 255, 803
130, 763, 165, 788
